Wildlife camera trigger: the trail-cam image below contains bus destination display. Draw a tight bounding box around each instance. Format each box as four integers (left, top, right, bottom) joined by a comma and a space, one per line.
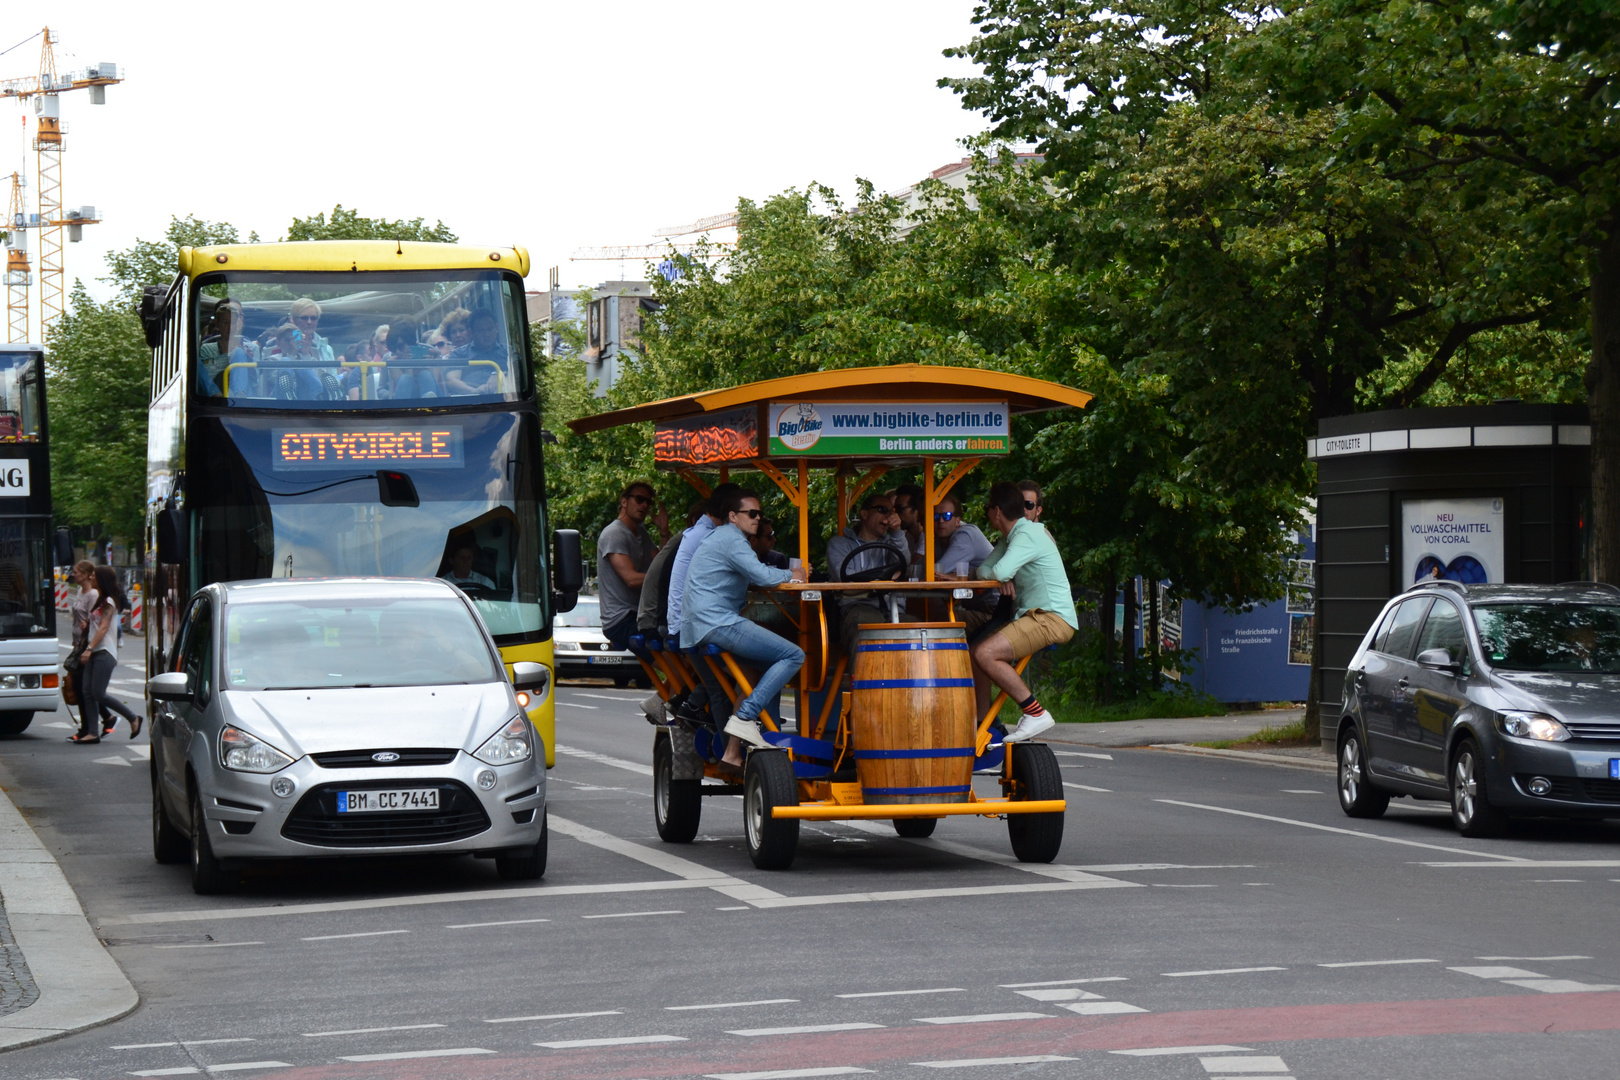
271, 426, 465, 470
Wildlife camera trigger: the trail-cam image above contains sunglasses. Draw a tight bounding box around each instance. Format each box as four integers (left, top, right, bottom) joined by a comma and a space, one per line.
867, 506, 894, 515
294, 315, 320, 323
1025, 500, 1040, 510
627, 494, 652, 505
934, 511, 956, 522
734, 508, 763, 519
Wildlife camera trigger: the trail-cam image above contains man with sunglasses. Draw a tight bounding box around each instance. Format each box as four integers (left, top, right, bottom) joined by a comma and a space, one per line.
933, 493, 993, 580
683, 490, 808, 765
597, 481, 668, 652
1018, 480, 1044, 525
827, 493, 915, 645
890, 483, 927, 568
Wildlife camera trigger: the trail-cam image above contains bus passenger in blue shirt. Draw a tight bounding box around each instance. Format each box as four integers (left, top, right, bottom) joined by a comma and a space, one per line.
682, 489, 808, 766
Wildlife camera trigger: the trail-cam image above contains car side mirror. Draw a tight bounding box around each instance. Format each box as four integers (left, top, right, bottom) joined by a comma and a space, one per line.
148, 672, 193, 701
511, 661, 550, 693
552, 529, 582, 614
1416, 648, 1462, 674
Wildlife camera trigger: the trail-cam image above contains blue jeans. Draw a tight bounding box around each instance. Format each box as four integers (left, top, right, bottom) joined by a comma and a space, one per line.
698, 620, 804, 724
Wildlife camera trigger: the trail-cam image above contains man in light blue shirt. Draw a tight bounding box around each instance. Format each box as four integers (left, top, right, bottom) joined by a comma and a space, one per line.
685, 489, 807, 765
666, 482, 740, 644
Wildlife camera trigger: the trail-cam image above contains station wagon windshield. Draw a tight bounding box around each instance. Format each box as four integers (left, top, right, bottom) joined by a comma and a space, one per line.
1473, 603, 1620, 674
225, 598, 500, 690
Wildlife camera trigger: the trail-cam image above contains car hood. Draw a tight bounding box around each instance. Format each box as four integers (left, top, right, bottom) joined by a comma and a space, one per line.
554, 627, 606, 643
220, 683, 516, 757
1490, 671, 1620, 723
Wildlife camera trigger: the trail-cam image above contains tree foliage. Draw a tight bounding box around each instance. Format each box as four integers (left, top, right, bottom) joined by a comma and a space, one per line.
286, 205, 457, 244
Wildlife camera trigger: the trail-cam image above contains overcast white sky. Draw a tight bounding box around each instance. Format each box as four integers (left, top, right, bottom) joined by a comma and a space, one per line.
1, 1, 988, 316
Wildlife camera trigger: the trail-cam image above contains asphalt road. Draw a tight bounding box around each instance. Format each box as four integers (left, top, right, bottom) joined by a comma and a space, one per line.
2, 662, 1620, 1080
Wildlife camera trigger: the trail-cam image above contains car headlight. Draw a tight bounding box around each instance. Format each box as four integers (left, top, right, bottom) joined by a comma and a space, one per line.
555, 641, 580, 652
473, 716, 534, 765
1496, 712, 1571, 742
219, 725, 295, 773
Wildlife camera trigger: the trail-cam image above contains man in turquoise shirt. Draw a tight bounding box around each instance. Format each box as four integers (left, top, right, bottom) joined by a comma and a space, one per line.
970, 481, 1078, 741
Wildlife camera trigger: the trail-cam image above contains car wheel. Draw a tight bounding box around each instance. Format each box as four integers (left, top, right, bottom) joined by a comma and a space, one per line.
1338, 727, 1390, 818
743, 751, 799, 870
654, 735, 701, 843
893, 817, 938, 838
1007, 742, 1065, 863
189, 788, 234, 895
496, 810, 548, 880
0, 711, 33, 736
1450, 737, 1509, 838
152, 765, 187, 864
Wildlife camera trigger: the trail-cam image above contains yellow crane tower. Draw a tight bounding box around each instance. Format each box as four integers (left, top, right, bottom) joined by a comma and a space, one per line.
0, 27, 120, 341
3, 170, 31, 344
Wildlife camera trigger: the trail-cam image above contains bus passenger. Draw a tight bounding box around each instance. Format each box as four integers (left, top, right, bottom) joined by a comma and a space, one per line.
288, 297, 342, 398
262, 324, 324, 400
682, 489, 807, 766
339, 340, 372, 400
446, 309, 506, 395
199, 300, 256, 398
826, 494, 912, 643
968, 482, 1078, 742
388, 324, 441, 399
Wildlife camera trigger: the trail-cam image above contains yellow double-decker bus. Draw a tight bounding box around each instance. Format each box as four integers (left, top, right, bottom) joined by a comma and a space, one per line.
140, 241, 581, 766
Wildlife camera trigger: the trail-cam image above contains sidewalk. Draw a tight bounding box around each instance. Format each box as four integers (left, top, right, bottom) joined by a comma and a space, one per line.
0, 780, 138, 1051
1044, 708, 1304, 749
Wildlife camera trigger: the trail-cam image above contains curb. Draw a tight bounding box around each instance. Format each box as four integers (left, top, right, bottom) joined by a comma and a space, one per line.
0, 782, 138, 1052
1154, 743, 1338, 775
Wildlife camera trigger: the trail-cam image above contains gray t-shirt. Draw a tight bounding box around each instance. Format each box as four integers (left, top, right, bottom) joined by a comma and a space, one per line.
596, 518, 655, 629
937, 522, 994, 577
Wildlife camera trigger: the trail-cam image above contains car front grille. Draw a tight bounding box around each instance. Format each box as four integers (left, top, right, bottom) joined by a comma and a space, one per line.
1514, 774, 1620, 804
1579, 778, 1620, 804
310, 749, 460, 768
1563, 722, 1620, 741
282, 780, 490, 847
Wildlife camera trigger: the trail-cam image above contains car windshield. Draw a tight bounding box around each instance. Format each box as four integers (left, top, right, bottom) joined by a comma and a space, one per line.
224, 597, 501, 690
1473, 603, 1620, 674
554, 600, 600, 629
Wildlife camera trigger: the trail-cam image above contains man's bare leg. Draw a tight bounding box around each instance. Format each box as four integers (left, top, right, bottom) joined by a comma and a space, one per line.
971, 631, 1031, 717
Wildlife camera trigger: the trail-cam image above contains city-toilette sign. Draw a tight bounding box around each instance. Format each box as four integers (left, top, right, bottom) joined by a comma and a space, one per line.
768, 401, 1010, 456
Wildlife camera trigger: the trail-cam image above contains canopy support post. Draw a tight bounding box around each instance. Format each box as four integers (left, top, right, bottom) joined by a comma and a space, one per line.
923, 457, 934, 583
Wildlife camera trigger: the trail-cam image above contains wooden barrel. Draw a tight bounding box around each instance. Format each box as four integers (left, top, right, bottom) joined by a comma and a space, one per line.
850, 623, 976, 805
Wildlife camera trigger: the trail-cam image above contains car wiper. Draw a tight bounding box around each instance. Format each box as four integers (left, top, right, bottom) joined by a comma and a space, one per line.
260, 686, 322, 691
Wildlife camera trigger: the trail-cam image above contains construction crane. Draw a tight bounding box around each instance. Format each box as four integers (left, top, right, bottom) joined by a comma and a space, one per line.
0, 27, 120, 341
3, 171, 31, 344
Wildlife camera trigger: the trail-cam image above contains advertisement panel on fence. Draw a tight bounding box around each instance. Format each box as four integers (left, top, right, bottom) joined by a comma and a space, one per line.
1400, 496, 1504, 585
768, 402, 1010, 457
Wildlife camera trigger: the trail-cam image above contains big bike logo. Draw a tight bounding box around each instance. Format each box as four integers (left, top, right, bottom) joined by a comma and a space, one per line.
775, 403, 823, 451
0, 460, 30, 496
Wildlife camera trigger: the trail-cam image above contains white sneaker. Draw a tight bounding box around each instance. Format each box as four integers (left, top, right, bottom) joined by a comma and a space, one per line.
723, 715, 770, 748
640, 693, 666, 725
1002, 712, 1055, 743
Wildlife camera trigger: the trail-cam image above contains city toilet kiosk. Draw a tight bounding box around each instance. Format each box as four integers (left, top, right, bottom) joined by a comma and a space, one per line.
568, 365, 1092, 870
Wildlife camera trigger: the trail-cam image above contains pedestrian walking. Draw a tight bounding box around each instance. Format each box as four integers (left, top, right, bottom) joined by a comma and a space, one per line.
70, 567, 137, 744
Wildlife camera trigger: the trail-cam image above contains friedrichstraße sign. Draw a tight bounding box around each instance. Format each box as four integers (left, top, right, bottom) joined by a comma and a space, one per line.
768, 401, 1010, 456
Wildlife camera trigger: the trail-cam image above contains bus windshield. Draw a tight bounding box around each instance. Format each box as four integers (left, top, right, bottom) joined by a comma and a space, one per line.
0, 351, 42, 443
192, 270, 529, 408
0, 520, 54, 637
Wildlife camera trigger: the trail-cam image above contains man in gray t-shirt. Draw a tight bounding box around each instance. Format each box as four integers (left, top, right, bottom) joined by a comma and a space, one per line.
596, 481, 663, 650
934, 493, 993, 578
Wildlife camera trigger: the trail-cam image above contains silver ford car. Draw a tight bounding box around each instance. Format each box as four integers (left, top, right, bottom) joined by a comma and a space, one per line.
148, 578, 549, 894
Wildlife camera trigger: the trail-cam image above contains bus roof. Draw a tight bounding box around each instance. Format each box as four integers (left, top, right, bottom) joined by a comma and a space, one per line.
176, 240, 530, 280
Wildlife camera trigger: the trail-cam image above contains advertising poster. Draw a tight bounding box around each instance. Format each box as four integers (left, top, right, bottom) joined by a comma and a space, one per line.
768, 401, 1010, 456
1401, 497, 1504, 585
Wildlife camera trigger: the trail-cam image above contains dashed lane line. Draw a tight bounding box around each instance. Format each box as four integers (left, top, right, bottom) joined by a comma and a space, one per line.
303, 1024, 445, 1037
706, 1069, 874, 1080
581, 909, 684, 919
152, 942, 263, 949
1052, 751, 1113, 760
557, 702, 600, 709
1318, 958, 1437, 968
914, 1013, 1052, 1025
916, 1059, 1077, 1069
300, 929, 409, 941
339, 1049, 495, 1062
485, 1011, 621, 1023
1426, 860, 1620, 867
555, 743, 652, 775
1478, 955, 1593, 961
1110, 1046, 1255, 1056
536, 1035, 687, 1048
835, 988, 964, 999
999, 977, 1127, 988
446, 917, 551, 929
1156, 799, 1530, 862
667, 998, 800, 1010
728, 1024, 885, 1037
1164, 967, 1286, 977
1063, 782, 1112, 793
203, 1065, 293, 1074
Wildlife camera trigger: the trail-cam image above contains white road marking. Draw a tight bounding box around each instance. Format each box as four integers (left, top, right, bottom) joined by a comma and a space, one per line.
1477, 955, 1592, 961
1502, 979, 1620, 993
555, 744, 651, 775
94, 755, 133, 767
549, 814, 784, 904
42, 720, 73, 729
182, 1040, 255, 1046
1110, 1045, 1255, 1056
1281, 790, 1321, 795
914, 1013, 1050, 1024
446, 917, 551, 928
485, 1010, 622, 1023
153, 943, 264, 950
1164, 967, 1285, 977
1063, 783, 1112, 793
1053, 751, 1113, 760
536, 1035, 687, 1048
1200, 1055, 1290, 1073
203, 1064, 291, 1073
558, 702, 600, 709
1156, 799, 1528, 862
1318, 959, 1437, 968
303, 1024, 446, 1037
1064, 1001, 1148, 1014
706, 1069, 873, 1080
728, 1023, 885, 1037
717, 905, 750, 911
128, 745, 151, 759
836, 988, 964, 998
131, 1069, 198, 1076
1152, 884, 1217, 888
831, 822, 1128, 885
1450, 965, 1546, 979
581, 909, 683, 919
999, 977, 1127, 988
1016, 988, 1100, 1002
300, 929, 410, 941
668, 998, 799, 1010
114, 1043, 181, 1050
573, 693, 644, 702
751, 879, 1137, 908
915, 1058, 1077, 1069
1531, 879, 1584, 883
340, 1049, 495, 1061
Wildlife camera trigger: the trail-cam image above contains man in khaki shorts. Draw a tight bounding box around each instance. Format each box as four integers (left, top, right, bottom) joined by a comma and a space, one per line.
968, 481, 1078, 741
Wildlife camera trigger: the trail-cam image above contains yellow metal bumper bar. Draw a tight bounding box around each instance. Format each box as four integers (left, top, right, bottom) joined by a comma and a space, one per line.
772, 799, 1065, 820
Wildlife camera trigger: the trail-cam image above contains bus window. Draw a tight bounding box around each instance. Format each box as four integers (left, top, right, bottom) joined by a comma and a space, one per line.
0, 352, 43, 443
192, 270, 529, 409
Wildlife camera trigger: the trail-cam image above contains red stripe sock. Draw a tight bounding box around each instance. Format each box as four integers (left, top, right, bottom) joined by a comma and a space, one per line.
1019, 694, 1046, 718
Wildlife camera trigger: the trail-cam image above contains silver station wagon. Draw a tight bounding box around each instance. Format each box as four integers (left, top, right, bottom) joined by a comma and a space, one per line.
148, 578, 549, 893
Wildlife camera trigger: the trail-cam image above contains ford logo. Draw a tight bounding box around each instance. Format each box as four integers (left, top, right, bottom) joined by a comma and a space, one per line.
371, 751, 401, 763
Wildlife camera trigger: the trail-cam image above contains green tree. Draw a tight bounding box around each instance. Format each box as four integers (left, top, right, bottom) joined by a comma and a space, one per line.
286, 205, 457, 243
100, 215, 245, 309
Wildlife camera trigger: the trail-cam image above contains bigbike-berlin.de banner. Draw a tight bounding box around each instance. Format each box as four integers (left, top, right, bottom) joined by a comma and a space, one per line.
1401, 496, 1504, 585
768, 401, 1010, 456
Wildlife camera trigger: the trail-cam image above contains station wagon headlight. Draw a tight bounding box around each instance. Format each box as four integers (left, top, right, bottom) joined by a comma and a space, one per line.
473, 716, 533, 765
219, 725, 295, 773
555, 641, 581, 652
1496, 712, 1571, 742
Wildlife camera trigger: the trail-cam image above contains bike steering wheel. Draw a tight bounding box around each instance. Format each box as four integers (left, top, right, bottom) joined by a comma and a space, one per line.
839, 542, 908, 584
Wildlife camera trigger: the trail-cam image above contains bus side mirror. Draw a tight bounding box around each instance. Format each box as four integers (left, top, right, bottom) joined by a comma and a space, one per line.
157, 508, 187, 564
54, 528, 73, 567
553, 529, 582, 614
139, 285, 168, 349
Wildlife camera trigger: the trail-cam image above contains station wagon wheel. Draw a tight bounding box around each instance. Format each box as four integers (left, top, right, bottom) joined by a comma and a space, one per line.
1450, 738, 1508, 838
654, 734, 702, 843
743, 751, 799, 870
152, 764, 187, 864
1006, 742, 1064, 863
1337, 727, 1389, 819
189, 788, 234, 895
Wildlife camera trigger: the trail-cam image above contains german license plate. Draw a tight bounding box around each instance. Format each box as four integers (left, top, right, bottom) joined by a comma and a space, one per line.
588, 656, 623, 665
335, 788, 439, 813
